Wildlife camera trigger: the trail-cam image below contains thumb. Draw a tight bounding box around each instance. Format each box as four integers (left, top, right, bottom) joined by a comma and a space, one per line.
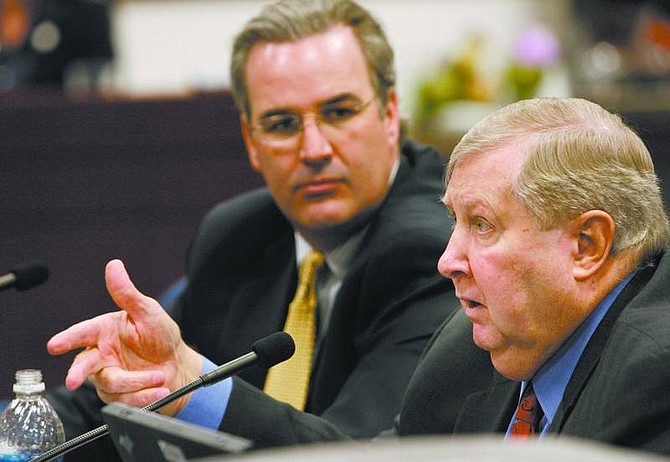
105, 259, 160, 320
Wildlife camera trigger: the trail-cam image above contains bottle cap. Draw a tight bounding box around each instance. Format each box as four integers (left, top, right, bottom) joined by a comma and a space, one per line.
13, 369, 46, 394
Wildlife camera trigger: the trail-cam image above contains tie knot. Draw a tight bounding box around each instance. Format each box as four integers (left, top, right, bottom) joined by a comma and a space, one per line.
299, 250, 325, 281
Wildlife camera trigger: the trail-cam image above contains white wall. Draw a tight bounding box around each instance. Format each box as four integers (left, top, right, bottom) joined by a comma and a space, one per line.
108, 0, 572, 117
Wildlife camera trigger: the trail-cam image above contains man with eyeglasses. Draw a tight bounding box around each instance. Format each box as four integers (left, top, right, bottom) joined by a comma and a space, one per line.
44, 0, 465, 458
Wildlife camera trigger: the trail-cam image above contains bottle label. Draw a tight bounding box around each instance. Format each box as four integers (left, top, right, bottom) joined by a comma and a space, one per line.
0, 453, 62, 462
0, 451, 33, 461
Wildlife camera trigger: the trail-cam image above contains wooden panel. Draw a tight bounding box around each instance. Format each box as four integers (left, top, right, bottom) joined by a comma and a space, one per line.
0, 90, 263, 396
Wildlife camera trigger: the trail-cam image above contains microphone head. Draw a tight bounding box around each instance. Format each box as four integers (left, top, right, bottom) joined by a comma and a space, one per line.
13, 261, 49, 291
252, 332, 295, 369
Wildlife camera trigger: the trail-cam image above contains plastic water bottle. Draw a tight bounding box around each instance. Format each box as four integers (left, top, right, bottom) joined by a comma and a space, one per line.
0, 370, 65, 461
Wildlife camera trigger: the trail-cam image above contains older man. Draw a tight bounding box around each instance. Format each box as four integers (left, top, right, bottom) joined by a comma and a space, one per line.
400, 97, 670, 455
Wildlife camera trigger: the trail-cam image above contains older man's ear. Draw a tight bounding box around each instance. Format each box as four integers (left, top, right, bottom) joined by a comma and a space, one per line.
572, 210, 615, 281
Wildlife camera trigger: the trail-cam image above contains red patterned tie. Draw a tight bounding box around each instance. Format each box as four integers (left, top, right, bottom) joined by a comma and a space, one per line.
509, 384, 543, 439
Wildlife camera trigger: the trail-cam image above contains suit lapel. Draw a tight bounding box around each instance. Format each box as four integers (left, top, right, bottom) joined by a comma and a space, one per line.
217, 230, 297, 387
308, 156, 414, 412
307, 211, 377, 413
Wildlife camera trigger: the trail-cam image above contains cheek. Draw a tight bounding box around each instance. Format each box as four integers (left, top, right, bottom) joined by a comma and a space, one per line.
342, 121, 395, 180
486, 277, 529, 329
473, 254, 535, 333
490, 264, 566, 350
342, 150, 394, 201
470, 250, 523, 299
256, 154, 293, 186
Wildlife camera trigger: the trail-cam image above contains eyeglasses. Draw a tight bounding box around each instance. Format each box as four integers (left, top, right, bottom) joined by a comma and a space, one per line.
251, 97, 376, 148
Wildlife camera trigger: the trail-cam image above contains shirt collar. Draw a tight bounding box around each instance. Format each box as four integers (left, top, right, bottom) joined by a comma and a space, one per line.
295, 227, 369, 278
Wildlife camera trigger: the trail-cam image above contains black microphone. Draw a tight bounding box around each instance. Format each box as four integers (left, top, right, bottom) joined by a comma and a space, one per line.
0, 261, 49, 292
31, 332, 295, 462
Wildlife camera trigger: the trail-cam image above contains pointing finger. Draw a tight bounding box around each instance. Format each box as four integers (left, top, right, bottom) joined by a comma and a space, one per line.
105, 259, 163, 321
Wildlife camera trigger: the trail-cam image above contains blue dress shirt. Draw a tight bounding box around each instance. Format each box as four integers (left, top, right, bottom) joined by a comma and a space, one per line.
505, 271, 635, 437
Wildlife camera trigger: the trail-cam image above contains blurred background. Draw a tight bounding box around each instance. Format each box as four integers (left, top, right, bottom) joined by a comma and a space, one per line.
1, 0, 669, 398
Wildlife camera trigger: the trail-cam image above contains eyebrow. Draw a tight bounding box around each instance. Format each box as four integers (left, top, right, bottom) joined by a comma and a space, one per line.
442, 193, 491, 215
321, 93, 361, 106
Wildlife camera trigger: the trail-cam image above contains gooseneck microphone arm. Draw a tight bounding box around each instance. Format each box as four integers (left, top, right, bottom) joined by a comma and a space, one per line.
31, 332, 295, 462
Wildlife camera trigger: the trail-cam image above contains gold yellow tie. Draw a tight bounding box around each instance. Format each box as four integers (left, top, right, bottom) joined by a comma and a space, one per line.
264, 250, 324, 410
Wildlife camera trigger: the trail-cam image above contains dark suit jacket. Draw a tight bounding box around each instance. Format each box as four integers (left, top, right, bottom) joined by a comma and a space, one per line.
175, 141, 456, 439
48, 141, 458, 459
400, 252, 670, 456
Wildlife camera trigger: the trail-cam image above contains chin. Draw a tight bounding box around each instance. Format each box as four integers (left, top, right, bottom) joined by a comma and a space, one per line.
298, 201, 349, 220
301, 214, 351, 230
305, 206, 369, 228
471, 324, 499, 351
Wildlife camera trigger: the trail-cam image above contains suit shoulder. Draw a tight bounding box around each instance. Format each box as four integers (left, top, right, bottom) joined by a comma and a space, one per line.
186, 188, 290, 273
199, 188, 277, 232
373, 145, 452, 254
614, 303, 670, 352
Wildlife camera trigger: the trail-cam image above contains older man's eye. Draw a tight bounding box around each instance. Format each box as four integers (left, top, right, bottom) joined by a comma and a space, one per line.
473, 218, 492, 233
